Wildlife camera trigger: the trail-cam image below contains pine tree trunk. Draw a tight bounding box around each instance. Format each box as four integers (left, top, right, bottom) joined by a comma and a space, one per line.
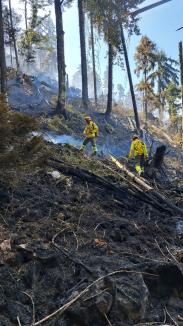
179, 42, 183, 148
9, 0, 19, 72
119, 23, 140, 131
25, 0, 28, 30
10, 44, 13, 66
78, 0, 88, 109
144, 68, 148, 123
105, 42, 113, 117
158, 75, 164, 122
90, 16, 97, 107
0, 0, 6, 93
54, 0, 66, 118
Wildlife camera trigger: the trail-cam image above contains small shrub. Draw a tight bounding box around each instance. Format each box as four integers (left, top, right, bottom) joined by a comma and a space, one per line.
0, 94, 46, 186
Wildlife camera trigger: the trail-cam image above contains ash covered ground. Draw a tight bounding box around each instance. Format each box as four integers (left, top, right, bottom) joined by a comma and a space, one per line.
0, 77, 183, 326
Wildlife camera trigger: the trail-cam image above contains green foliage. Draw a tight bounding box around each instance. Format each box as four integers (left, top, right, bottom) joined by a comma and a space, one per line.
135, 36, 157, 109
135, 36, 179, 118
19, 0, 53, 62
19, 29, 49, 61
164, 82, 181, 118
135, 36, 157, 76
85, 0, 145, 53
3, 5, 21, 47
0, 95, 46, 186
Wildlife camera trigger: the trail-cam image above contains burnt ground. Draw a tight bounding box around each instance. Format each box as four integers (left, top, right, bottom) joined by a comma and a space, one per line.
0, 144, 183, 326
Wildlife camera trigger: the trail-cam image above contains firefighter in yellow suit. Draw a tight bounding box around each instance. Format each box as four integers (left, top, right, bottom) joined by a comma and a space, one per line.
80, 116, 99, 155
129, 135, 148, 175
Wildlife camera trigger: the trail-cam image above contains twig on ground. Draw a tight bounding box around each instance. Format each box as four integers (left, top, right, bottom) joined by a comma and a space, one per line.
165, 306, 179, 326
166, 246, 183, 274
32, 269, 157, 326
155, 239, 172, 262
73, 230, 79, 251
22, 291, 35, 325
119, 251, 166, 264
103, 313, 113, 326
83, 287, 109, 302
0, 213, 9, 226
17, 316, 22, 326
52, 232, 93, 275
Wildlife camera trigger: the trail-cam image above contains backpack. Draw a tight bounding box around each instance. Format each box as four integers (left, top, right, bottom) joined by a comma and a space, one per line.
134, 140, 145, 155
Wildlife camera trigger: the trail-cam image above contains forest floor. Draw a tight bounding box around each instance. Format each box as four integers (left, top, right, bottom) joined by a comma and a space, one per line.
0, 141, 183, 326
0, 76, 183, 325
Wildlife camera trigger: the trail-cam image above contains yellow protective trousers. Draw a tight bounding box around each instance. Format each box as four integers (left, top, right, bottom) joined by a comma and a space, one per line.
134, 154, 145, 174
80, 137, 97, 154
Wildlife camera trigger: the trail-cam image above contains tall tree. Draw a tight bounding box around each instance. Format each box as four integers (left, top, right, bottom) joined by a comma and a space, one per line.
0, 0, 6, 93
135, 36, 157, 123
8, 0, 19, 71
86, 0, 144, 121
78, 0, 88, 109
90, 15, 97, 107
54, 0, 66, 117
150, 50, 179, 120
117, 84, 125, 103
19, 0, 50, 63
120, 23, 140, 130
72, 64, 102, 98
164, 82, 181, 119
106, 41, 113, 117
179, 42, 183, 147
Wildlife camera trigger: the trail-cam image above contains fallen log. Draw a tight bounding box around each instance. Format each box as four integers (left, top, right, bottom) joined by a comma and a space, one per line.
99, 160, 167, 212
110, 155, 183, 216
47, 158, 136, 204
48, 158, 172, 213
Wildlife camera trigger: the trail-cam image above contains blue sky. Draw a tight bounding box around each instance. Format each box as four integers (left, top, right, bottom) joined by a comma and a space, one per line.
61, 0, 183, 91
14, 0, 183, 92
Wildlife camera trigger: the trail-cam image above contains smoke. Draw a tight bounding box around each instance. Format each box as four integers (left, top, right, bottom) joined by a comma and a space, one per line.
38, 131, 130, 157
43, 133, 82, 148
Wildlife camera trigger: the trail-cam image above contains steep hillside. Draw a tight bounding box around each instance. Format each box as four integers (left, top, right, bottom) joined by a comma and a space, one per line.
0, 143, 183, 326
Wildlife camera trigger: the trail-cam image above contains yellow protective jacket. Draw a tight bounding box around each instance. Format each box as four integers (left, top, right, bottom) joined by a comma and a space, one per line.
84, 121, 99, 138
129, 139, 148, 158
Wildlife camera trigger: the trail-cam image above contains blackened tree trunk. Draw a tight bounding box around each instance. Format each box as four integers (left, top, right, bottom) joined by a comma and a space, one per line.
0, 0, 6, 93
90, 16, 97, 107
9, 0, 19, 72
78, 0, 88, 109
144, 68, 148, 123
54, 0, 66, 118
105, 42, 113, 117
179, 41, 183, 147
24, 0, 28, 30
120, 23, 140, 132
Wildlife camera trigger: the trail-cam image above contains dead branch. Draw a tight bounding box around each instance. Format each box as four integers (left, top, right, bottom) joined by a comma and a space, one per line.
47, 158, 135, 200
166, 246, 183, 275
155, 239, 172, 262
47, 158, 169, 213
165, 307, 179, 326
102, 160, 166, 211
21, 291, 35, 325
0, 213, 9, 226
52, 232, 93, 275
32, 269, 157, 326
110, 155, 183, 216
17, 316, 22, 326
103, 313, 113, 326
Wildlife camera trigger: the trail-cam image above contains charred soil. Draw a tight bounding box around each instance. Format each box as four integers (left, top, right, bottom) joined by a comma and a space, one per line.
0, 143, 183, 326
